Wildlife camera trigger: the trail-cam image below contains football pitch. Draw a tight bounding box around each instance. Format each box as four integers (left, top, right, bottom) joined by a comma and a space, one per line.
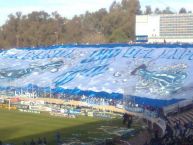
0, 109, 123, 145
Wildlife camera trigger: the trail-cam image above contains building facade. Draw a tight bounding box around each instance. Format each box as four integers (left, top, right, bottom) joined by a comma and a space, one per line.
136, 14, 193, 43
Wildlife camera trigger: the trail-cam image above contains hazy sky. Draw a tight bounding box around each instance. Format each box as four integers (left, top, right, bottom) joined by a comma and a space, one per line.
0, 0, 192, 25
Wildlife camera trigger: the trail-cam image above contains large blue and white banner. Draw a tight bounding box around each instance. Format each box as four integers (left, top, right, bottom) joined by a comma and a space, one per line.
0, 44, 193, 100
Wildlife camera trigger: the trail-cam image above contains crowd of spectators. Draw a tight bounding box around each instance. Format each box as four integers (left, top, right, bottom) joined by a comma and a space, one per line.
146, 119, 193, 145
0, 135, 54, 145
80, 96, 123, 107
125, 102, 161, 119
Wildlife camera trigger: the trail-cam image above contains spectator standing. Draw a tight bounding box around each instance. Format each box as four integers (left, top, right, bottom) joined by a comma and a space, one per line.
43, 137, 47, 145
30, 139, 36, 145
55, 131, 61, 144
37, 138, 43, 145
123, 113, 129, 125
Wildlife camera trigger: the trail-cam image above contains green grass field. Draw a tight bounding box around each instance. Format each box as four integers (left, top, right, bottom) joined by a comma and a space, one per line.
0, 109, 124, 145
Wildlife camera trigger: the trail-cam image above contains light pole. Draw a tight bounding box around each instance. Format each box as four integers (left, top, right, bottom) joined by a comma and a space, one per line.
55, 32, 59, 44
49, 84, 52, 99
7, 99, 11, 111
16, 34, 20, 48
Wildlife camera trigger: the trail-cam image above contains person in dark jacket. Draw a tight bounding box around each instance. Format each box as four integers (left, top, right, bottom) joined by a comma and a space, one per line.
30, 139, 36, 145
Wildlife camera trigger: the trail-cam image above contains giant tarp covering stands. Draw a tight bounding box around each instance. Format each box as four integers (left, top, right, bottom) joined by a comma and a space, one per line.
0, 44, 193, 107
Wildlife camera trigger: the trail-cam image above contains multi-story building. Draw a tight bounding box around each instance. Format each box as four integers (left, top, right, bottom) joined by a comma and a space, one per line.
136, 13, 193, 43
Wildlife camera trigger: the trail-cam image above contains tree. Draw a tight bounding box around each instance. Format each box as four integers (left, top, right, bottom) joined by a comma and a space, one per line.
109, 1, 121, 12
144, 6, 152, 15
162, 7, 174, 14
109, 28, 129, 42
154, 8, 161, 14
121, 0, 132, 10
179, 8, 187, 14
81, 33, 107, 44
125, 0, 138, 40
0, 0, 142, 48
135, 0, 142, 15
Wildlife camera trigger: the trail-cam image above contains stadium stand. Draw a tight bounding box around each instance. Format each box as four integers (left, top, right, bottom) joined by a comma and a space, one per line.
0, 43, 193, 145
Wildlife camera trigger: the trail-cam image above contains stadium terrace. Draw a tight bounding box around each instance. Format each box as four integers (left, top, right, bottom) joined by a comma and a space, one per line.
0, 43, 193, 108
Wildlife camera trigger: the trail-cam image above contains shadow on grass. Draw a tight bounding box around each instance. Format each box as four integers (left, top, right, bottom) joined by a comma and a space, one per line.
1, 118, 123, 145
0, 126, 22, 140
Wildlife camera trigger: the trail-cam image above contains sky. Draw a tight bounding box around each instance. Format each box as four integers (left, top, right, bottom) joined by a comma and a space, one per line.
0, 0, 193, 26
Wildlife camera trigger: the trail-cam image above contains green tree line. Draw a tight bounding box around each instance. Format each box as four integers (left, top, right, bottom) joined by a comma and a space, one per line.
0, 0, 191, 49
